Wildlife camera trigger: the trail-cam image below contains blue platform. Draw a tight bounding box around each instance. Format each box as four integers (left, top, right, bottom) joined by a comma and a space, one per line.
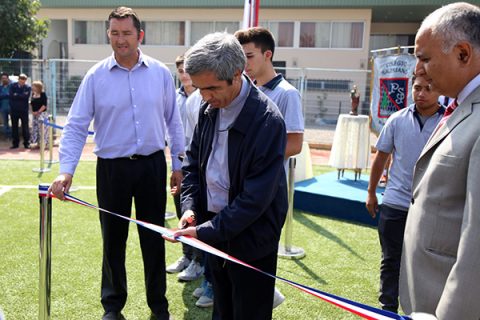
294, 171, 382, 226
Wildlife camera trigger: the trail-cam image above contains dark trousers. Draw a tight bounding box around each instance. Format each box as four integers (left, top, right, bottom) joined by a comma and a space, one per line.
97, 150, 169, 318
11, 110, 29, 147
209, 250, 277, 320
377, 204, 407, 312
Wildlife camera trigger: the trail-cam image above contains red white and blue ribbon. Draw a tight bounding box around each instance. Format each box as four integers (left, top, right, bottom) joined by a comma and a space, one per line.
38, 185, 410, 320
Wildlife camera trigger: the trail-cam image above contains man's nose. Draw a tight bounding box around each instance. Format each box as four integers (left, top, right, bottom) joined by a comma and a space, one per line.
415, 62, 425, 76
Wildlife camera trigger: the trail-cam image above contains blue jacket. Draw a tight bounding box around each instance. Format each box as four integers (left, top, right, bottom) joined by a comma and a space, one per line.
181, 80, 288, 262
9, 82, 31, 114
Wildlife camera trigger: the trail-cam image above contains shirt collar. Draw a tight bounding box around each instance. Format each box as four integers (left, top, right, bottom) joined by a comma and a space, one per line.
108, 49, 148, 70
261, 74, 284, 90
411, 103, 445, 115
457, 73, 480, 105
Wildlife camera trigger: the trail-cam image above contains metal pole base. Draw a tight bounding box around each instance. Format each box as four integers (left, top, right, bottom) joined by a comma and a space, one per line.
33, 168, 51, 173
165, 211, 176, 220
46, 160, 59, 165
278, 245, 306, 260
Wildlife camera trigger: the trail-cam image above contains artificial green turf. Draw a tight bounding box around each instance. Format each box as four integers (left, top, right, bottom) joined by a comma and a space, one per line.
0, 160, 381, 319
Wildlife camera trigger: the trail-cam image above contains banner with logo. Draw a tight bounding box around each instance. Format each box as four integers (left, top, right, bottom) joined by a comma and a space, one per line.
370, 54, 416, 135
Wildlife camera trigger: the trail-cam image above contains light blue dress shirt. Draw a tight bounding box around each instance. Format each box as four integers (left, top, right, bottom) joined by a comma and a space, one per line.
59, 50, 184, 175
206, 76, 250, 213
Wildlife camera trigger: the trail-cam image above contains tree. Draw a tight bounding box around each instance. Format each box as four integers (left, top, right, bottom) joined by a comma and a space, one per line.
0, 0, 49, 58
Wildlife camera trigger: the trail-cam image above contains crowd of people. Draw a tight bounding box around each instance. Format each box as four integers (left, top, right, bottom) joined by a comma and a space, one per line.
41, 2, 480, 320
0, 72, 49, 149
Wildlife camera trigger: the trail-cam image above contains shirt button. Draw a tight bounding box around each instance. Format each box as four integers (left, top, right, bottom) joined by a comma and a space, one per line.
133, 105, 137, 108
136, 121, 139, 125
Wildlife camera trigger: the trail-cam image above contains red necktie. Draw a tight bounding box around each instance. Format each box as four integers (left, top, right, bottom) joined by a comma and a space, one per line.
434, 99, 458, 134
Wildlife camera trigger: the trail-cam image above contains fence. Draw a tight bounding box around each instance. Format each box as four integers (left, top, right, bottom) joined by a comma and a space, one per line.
0, 58, 372, 132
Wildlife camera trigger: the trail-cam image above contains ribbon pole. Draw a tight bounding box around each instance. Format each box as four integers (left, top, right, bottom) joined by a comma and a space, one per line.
33, 119, 51, 173
39, 184, 52, 320
278, 157, 305, 259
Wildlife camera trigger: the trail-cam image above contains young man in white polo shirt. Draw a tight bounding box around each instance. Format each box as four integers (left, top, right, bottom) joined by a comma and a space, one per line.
235, 26, 305, 309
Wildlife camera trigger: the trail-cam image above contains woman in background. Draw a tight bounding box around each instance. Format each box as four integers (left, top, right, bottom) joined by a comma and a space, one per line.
30, 80, 48, 147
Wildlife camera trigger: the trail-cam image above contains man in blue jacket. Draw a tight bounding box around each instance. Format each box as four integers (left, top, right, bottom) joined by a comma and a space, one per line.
172, 32, 288, 320
9, 73, 31, 148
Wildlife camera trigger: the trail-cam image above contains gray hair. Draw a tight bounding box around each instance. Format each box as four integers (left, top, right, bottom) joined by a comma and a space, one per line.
420, 2, 480, 53
184, 32, 246, 83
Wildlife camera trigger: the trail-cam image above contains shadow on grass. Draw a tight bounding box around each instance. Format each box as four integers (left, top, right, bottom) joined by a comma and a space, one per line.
292, 259, 327, 285
294, 212, 365, 261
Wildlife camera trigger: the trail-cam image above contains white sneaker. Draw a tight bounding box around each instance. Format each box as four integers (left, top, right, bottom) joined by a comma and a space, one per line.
193, 278, 208, 298
195, 283, 213, 308
166, 255, 191, 274
272, 287, 285, 309
177, 260, 204, 281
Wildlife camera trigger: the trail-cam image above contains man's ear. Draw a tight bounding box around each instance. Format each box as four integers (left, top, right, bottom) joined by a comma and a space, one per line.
265, 50, 273, 61
455, 41, 472, 64
138, 30, 145, 43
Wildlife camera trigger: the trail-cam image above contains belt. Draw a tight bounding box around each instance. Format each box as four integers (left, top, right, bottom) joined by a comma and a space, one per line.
121, 150, 163, 160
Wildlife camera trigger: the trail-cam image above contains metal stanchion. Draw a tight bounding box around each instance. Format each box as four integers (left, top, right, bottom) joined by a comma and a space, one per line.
33, 119, 51, 173
278, 157, 306, 259
46, 116, 58, 165
39, 184, 52, 320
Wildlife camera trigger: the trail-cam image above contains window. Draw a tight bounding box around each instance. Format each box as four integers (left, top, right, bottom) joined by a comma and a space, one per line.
143, 21, 185, 46
300, 21, 364, 49
74, 20, 108, 44
331, 22, 363, 48
300, 22, 330, 48
260, 21, 294, 47
191, 21, 239, 44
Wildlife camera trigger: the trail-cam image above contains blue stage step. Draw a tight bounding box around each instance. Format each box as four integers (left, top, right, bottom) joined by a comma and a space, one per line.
294, 171, 383, 226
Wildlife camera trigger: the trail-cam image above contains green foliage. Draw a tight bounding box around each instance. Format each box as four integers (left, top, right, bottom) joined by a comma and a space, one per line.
0, 0, 49, 57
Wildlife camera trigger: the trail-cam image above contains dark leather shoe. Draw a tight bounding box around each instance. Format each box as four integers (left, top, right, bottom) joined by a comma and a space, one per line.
102, 311, 126, 320
149, 313, 173, 320
9, 145, 18, 149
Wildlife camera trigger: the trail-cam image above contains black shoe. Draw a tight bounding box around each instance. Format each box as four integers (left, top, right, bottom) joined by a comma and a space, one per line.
102, 311, 126, 320
149, 313, 172, 320
24, 144, 31, 149
382, 306, 398, 313
10, 145, 18, 149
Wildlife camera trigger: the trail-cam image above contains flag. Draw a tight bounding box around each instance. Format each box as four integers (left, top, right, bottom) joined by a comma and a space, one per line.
242, 0, 260, 28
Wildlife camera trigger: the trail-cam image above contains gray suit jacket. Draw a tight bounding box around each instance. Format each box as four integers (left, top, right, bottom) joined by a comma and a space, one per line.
400, 85, 480, 319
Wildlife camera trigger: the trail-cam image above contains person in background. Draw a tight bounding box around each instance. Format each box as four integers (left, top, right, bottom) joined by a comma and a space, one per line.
0, 72, 11, 138
29, 80, 48, 148
366, 74, 444, 313
167, 55, 206, 288
235, 26, 304, 309
49, 7, 184, 320
400, 3, 480, 319
171, 32, 288, 320
9, 73, 31, 149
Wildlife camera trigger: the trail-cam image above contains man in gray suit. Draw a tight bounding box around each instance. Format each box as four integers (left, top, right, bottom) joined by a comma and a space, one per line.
400, 2, 480, 319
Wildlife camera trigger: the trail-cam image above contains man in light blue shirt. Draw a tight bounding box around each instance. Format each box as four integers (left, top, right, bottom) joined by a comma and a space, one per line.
50, 7, 184, 320
366, 74, 444, 314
